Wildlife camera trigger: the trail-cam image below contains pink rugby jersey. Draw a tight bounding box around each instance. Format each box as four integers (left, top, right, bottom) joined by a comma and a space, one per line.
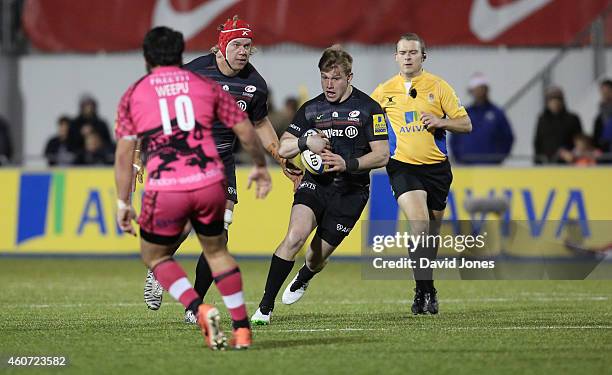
115, 66, 247, 191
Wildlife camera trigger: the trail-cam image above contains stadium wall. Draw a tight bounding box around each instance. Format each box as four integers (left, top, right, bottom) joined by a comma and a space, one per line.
1, 167, 610, 256
19, 47, 612, 166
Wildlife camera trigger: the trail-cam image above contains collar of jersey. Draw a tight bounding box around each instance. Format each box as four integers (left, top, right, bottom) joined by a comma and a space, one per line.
399, 69, 427, 84
151, 66, 181, 73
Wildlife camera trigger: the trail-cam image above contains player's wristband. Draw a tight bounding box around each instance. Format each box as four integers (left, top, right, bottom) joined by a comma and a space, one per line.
298, 136, 309, 152
345, 158, 359, 172
117, 199, 130, 210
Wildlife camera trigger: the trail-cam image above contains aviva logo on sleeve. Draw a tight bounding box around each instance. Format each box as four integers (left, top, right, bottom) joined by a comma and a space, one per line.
373, 114, 388, 135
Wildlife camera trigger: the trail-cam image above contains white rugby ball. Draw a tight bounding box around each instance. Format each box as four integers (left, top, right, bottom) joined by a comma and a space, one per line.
301, 149, 326, 175
300, 129, 328, 175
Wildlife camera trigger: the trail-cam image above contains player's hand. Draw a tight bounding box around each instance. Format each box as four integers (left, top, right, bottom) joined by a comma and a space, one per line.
281, 158, 304, 192
247, 165, 272, 199
284, 170, 303, 191
421, 112, 445, 131
117, 205, 137, 236
284, 157, 303, 176
321, 149, 346, 172
306, 133, 330, 154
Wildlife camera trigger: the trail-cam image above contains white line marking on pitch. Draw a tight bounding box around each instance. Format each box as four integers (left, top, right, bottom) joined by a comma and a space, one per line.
2, 296, 609, 309
261, 326, 612, 333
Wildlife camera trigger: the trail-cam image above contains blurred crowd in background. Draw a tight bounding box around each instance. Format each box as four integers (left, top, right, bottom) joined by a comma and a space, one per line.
0, 76, 611, 168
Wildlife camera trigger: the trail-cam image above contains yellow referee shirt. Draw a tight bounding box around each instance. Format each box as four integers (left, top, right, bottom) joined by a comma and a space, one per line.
371, 70, 467, 165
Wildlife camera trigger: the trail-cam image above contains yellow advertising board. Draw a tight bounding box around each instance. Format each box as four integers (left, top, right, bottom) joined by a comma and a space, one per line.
1, 167, 611, 255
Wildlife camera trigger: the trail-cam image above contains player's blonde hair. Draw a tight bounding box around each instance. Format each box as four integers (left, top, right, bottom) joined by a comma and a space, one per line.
318, 44, 353, 76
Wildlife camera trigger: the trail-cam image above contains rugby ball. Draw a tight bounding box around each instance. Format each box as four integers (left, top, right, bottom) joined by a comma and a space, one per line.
301, 149, 326, 175
300, 129, 328, 175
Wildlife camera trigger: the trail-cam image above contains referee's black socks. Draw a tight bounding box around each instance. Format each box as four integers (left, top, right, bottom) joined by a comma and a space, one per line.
414, 280, 435, 293
259, 254, 295, 314
415, 279, 428, 291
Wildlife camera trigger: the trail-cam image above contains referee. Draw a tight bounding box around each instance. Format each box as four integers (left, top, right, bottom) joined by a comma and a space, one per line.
371, 33, 472, 315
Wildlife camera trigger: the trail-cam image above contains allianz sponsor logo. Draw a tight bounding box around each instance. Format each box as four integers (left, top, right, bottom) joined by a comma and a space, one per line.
322, 129, 344, 138
322, 126, 358, 139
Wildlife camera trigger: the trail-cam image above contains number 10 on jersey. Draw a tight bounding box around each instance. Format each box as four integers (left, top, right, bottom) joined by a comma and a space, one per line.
159, 95, 195, 135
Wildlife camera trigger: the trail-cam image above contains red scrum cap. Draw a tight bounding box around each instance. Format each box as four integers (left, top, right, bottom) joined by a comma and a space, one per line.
218, 16, 253, 58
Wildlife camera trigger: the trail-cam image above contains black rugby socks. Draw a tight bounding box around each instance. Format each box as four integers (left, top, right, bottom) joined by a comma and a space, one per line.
259, 255, 295, 313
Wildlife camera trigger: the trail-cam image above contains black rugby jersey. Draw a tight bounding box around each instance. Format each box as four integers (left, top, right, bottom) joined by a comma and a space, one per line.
286, 87, 388, 187
184, 54, 268, 155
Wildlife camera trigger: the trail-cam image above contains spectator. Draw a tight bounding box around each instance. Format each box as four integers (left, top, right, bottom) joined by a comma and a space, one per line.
44, 116, 75, 166
0, 115, 13, 165
283, 97, 299, 121
558, 133, 602, 166
265, 91, 282, 138
73, 131, 114, 166
534, 86, 582, 164
450, 73, 514, 164
593, 79, 612, 153
67, 95, 113, 153
268, 96, 299, 138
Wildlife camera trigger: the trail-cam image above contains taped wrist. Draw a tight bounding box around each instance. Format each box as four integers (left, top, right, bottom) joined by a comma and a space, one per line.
117, 199, 130, 210
223, 209, 233, 230
298, 136, 309, 152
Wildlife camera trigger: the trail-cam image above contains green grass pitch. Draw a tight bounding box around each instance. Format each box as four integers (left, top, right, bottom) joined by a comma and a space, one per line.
1, 258, 611, 374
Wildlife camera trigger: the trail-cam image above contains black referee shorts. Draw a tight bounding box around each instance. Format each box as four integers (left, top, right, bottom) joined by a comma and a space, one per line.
386, 158, 452, 211
293, 178, 369, 247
